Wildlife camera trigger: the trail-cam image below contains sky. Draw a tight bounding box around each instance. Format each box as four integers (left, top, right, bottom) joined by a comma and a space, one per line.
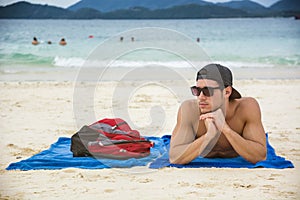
0, 0, 280, 8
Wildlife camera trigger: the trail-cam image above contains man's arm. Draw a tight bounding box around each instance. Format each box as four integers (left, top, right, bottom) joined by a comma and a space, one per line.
200, 98, 267, 164
169, 100, 220, 164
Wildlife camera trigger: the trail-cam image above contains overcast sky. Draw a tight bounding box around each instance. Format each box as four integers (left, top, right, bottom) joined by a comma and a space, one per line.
0, 0, 280, 8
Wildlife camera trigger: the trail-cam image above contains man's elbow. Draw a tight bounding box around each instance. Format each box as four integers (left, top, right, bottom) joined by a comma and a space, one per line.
258, 151, 267, 163
169, 149, 189, 165
169, 157, 178, 164
169, 150, 179, 164
249, 150, 267, 164
169, 156, 188, 165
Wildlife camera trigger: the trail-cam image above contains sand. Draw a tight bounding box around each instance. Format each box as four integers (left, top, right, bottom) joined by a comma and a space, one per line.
0, 70, 300, 199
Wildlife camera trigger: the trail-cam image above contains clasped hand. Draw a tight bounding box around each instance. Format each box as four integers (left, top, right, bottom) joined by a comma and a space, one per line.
200, 108, 227, 133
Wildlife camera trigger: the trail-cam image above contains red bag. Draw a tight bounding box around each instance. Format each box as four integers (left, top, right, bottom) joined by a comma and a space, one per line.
71, 118, 153, 159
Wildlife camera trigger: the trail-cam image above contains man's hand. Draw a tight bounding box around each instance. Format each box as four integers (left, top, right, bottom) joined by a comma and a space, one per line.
203, 118, 219, 140
199, 118, 220, 157
200, 108, 228, 133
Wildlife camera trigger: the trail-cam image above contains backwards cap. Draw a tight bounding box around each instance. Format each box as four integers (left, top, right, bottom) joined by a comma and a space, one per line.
196, 63, 241, 100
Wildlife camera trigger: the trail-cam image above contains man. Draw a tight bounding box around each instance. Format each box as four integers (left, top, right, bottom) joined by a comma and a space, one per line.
32, 37, 39, 45
59, 38, 67, 46
169, 64, 266, 164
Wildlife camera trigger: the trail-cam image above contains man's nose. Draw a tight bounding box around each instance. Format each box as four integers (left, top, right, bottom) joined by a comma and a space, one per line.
197, 91, 206, 100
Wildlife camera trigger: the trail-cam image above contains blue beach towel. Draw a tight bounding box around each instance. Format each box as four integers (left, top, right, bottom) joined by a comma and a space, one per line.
6, 134, 293, 171
6, 136, 167, 171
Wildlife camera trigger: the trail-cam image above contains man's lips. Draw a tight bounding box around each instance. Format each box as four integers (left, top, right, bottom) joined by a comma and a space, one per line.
199, 102, 208, 108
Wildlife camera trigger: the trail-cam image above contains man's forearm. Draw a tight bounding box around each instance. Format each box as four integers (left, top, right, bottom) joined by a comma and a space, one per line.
170, 131, 219, 164
170, 135, 205, 164
222, 125, 266, 164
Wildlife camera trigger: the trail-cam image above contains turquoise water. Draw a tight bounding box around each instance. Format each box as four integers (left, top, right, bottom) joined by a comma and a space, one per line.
0, 18, 299, 73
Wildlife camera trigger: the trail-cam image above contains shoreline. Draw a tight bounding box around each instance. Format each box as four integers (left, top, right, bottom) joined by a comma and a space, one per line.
0, 66, 300, 82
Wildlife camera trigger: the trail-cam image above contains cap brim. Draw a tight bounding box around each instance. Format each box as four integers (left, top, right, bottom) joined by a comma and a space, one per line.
230, 87, 242, 100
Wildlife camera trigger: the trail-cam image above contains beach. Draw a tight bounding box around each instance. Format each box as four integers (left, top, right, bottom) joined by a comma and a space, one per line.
0, 67, 300, 199
1, 17, 300, 199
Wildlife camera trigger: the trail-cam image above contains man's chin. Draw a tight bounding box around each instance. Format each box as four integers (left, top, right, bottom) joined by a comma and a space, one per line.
200, 108, 212, 114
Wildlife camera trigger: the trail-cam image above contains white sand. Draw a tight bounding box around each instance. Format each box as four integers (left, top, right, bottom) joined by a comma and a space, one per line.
0, 78, 299, 199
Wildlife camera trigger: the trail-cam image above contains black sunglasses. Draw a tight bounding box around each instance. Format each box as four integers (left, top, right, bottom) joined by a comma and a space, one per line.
190, 86, 222, 97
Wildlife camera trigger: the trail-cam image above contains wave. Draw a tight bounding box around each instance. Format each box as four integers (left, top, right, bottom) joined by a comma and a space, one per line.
1, 52, 300, 69
53, 56, 86, 67
258, 56, 300, 67
0, 53, 53, 65
52, 59, 276, 69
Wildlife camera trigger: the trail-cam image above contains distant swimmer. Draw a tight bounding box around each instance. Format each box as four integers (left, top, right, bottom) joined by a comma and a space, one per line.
197, 38, 200, 43
47, 41, 52, 44
32, 37, 39, 45
131, 37, 135, 42
120, 36, 124, 42
59, 38, 67, 46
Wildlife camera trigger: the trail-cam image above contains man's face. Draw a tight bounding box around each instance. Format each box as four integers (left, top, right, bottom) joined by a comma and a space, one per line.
196, 79, 224, 114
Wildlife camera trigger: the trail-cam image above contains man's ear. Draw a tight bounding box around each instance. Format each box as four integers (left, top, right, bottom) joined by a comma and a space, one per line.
224, 86, 232, 98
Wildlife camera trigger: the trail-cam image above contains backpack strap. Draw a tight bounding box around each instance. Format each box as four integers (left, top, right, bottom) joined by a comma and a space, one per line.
112, 121, 128, 130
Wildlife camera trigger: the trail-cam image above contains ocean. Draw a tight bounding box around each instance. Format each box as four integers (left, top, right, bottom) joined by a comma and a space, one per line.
0, 18, 299, 79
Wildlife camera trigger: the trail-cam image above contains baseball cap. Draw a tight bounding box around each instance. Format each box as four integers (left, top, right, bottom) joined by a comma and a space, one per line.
196, 63, 241, 100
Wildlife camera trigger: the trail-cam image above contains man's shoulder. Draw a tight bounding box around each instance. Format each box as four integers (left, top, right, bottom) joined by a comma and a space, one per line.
180, 99, 199, 114
180, 99, 199, 111
235, 97, 261, 116
237, 97, 259, 107
178, 99, 199, 122
181, 99, 197, 106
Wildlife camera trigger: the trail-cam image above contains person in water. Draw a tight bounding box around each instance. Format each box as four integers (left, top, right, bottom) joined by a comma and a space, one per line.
59, 38, 67, 46
32, 37, 39, 45
169, 63, 266, 164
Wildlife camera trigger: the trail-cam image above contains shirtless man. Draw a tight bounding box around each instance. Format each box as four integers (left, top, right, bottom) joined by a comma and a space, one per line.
32, 37, 39, 45
59, 38, 67, 46
169, 64, 266, 164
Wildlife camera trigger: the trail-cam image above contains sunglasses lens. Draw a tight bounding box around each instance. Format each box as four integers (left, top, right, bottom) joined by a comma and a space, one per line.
191, 87, 199, 96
